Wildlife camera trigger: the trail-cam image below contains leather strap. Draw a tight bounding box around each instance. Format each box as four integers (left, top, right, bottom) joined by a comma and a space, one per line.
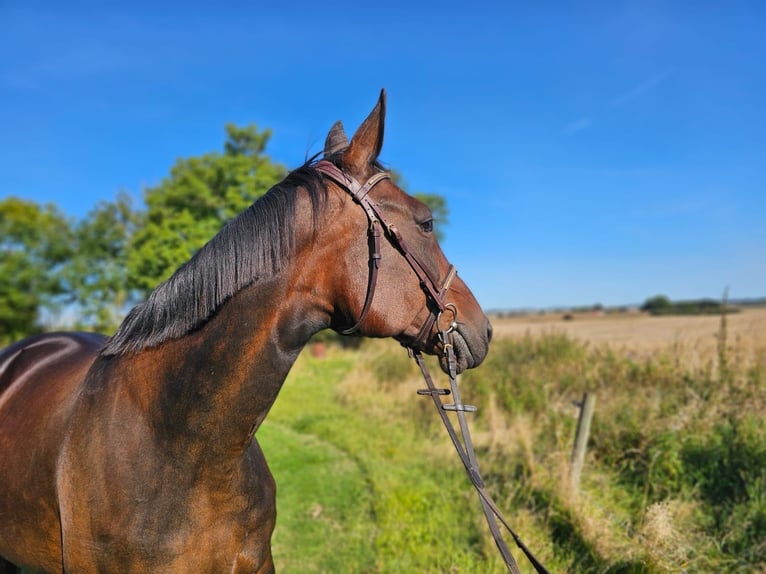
314, 162, 388, 334
413, 343, 550, 574
314, 160, 452, 340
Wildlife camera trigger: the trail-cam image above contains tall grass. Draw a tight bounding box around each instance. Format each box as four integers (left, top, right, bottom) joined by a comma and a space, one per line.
459, 314, 766, 572
260, 316, 765, 572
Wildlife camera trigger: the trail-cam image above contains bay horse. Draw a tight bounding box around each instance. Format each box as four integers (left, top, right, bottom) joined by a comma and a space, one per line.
0, 91, 492, 573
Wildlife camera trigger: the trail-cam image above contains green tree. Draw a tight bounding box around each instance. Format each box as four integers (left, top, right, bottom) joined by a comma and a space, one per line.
414, 193, 448, 241
127, 124, 287, 295
389, 169, 449, 241
0, 197, 73, 342
64, 192, 138, 333
641, 294, 673, 315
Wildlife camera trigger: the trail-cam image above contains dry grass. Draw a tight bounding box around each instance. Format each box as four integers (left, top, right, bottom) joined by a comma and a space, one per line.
304, 306, 766, 571
469, 306, 766, 572
490, 307, 766, 368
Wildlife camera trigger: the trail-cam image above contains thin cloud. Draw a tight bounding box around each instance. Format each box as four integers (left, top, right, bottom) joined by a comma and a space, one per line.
609, 69, 673, 107
565, 116, 593, 134
3, 46, 132, 92
563, 69, 673, 133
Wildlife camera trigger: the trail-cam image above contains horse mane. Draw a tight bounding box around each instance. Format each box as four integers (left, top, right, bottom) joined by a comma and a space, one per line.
101, 163, 328, 357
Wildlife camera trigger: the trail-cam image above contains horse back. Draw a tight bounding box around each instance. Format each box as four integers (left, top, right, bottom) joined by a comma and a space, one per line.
0, 332, 105, 572
0, 331, 105, 409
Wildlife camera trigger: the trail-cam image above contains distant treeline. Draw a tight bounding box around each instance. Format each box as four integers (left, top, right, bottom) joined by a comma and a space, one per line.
488, 296, 766, 319
640, 294, 740, 316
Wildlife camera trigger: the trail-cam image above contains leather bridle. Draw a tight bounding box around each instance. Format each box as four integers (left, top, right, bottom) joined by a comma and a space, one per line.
314, 160, 458, 343
314, 160, 549, 574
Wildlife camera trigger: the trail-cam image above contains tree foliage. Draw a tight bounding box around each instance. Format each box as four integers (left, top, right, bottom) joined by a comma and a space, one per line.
389, 168, 449, 241
641, 294, 673, 314
1, 123, 450, 340
0, 198, 73, 342
414, 193, 448, 241
65, 192, 138, 332
127, 124, 286, 296
641, 294, 730, 316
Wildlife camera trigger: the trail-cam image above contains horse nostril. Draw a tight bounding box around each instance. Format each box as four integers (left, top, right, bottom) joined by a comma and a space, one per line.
486, 321, 493, 343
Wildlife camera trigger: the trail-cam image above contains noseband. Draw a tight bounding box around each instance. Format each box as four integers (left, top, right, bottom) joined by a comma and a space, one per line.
314, 160, 457, 342
314, 160, 548, 574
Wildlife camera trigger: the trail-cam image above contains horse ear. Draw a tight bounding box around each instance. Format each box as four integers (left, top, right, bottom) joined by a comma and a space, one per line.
324, 121, 349, 157
344, 89, 386, 171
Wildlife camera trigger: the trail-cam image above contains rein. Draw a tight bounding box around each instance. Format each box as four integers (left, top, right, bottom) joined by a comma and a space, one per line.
411, 335, 550, 574
314, 160, 549, 574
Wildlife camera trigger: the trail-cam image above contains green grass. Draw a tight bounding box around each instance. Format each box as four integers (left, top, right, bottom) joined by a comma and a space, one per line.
11, 313, 763, 572
258, 423, 377, 572
259, 349, 523, 573
257, 317, 766, 573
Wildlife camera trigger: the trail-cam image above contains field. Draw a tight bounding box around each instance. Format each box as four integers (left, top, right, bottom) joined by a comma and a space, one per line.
491, 307, 766, 366
259, 307, 766, 573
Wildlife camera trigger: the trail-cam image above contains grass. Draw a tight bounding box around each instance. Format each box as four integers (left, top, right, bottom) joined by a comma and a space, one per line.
258, 308, 766, 572
259, 350, 503, 573
490, 307, 766, 368
257, 423, 377, 572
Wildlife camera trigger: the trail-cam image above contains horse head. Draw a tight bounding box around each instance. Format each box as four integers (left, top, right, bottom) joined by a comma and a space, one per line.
316, 90, 492, 373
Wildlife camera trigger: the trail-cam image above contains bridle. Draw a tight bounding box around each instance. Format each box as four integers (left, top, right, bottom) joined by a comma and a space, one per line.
314, 160, 457, 342
314, 160, 549, 574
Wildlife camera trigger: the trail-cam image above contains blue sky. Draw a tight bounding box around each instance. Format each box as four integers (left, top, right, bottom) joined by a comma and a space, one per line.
2, 1, 764, 310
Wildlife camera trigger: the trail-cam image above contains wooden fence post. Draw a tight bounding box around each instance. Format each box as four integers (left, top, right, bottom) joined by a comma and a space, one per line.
570, 392, 596, 493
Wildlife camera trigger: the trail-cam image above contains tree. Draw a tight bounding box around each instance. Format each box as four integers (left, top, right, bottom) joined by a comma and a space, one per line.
389, 169, 449, 241
0, 123, 451, 339
63, 192, 138, 333
127, 124, 287, 296
0, 198, 73, 342
641, 294, 673, 315
414, 193, 448, 241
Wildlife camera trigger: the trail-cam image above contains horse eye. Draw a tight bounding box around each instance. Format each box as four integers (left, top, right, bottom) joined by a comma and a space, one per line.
419, 219, 434, 234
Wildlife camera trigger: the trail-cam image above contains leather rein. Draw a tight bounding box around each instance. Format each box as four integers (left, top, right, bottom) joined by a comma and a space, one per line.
314, 160, 549, 574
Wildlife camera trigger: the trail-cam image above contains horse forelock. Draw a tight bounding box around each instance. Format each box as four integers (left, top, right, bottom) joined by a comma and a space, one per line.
101, 164, 328, 357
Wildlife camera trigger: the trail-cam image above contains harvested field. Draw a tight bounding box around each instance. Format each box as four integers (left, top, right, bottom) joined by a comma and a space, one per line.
490, 306, 766, 367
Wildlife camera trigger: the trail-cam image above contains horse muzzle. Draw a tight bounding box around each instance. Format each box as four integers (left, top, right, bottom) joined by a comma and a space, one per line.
437, 318, 492, 375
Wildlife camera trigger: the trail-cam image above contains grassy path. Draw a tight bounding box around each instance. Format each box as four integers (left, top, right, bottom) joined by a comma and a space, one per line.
257, 348, 504, 573
258, 422, 377, 572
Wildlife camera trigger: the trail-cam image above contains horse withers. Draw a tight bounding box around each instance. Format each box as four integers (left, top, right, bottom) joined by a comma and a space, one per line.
0, 91, 492, 573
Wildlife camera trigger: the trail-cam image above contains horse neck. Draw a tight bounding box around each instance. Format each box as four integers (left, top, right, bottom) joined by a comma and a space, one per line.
125, 264, 329, 460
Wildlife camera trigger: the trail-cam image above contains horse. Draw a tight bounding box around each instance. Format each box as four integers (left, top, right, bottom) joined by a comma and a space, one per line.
0, 90, 492, 573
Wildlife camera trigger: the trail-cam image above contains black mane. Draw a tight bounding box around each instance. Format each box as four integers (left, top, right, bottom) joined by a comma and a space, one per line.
101, 164, 328, 356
